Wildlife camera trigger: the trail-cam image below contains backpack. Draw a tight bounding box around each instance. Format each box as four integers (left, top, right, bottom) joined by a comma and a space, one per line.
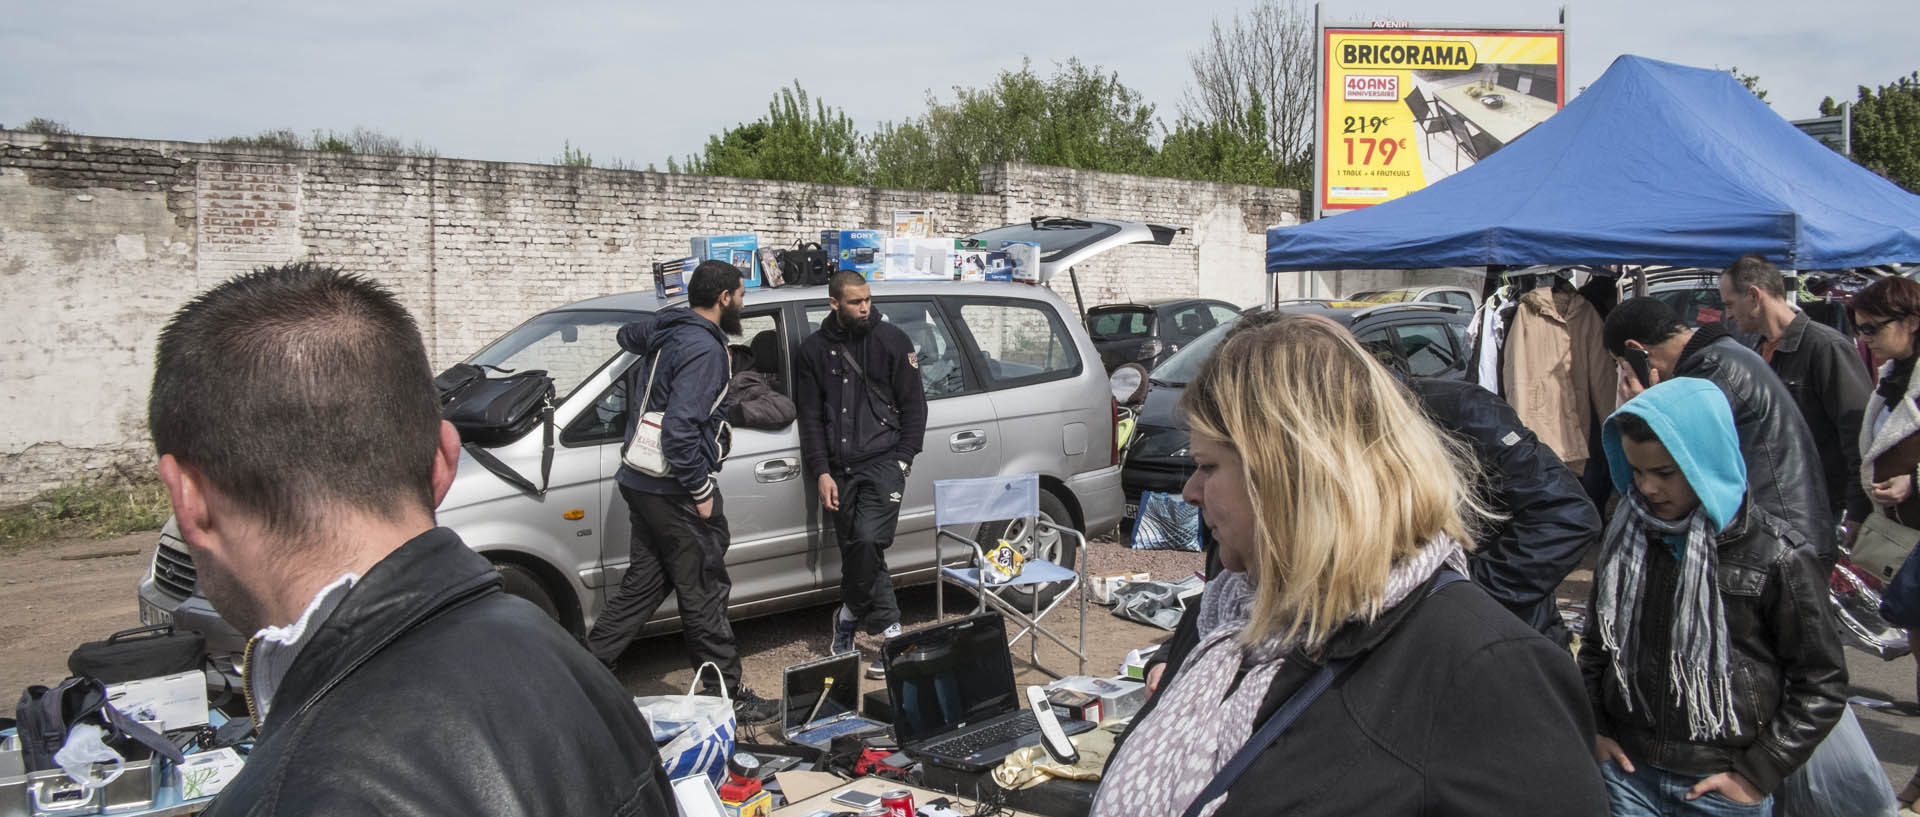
775, 241, 833, 287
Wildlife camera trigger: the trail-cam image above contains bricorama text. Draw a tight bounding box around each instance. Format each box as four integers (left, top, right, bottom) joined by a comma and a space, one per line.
1338, 41, 1477, 70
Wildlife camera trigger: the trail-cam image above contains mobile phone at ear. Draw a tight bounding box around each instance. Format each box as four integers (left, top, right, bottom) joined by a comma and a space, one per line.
1624, 347, 1652, 388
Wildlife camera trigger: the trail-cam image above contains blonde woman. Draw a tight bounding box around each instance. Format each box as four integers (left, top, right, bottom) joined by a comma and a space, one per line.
1092, 315, 1606, 817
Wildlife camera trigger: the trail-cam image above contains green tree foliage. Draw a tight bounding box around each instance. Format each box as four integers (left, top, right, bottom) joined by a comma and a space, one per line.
212, 127, 436, 157
19, 117, 74, 135
1727, 67, 1769, 104
1156, 87, 1294, 188
1822, 71, 1920, 193
676, 83, 864, 185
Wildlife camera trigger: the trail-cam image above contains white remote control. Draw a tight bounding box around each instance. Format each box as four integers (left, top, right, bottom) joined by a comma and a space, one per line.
1026, 685, 1080, 764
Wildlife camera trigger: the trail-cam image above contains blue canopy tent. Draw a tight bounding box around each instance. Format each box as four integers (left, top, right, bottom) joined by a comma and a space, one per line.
1267, 55, 1920, 272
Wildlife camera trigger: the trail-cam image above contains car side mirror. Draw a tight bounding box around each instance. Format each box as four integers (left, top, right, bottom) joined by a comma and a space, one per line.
1109, 363, 1149, 406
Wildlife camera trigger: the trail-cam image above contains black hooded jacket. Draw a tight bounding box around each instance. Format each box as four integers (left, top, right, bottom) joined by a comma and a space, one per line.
615, 307, 730, 502
796, 308, 928, 478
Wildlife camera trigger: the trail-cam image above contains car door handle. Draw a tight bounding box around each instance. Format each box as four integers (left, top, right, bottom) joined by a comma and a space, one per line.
755, 458, 800, 483
950, 430, 987, 452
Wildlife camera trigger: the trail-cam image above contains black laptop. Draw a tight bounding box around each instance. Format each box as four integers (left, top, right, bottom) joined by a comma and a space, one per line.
881, 611, 1096, 772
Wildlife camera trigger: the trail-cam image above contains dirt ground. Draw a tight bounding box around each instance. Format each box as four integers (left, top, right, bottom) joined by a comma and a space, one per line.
6, 530, 1918, 789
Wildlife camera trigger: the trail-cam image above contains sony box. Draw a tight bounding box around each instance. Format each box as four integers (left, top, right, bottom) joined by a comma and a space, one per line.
690, 233, 765, 288
821, 229, 884, 278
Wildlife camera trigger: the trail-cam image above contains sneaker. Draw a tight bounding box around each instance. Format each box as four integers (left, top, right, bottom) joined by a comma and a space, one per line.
866, 658, 887, 680
730, 685, 781, 726
830, 607, 858, 655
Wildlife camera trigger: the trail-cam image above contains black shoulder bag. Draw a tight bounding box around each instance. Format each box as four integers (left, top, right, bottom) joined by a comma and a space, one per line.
1177, 568, 1467, 817
837, 342, 901, 431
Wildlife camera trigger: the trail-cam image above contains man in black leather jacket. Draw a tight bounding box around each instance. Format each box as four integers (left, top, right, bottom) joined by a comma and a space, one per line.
1604, 297, 1835, 567
149, 264, 674, 817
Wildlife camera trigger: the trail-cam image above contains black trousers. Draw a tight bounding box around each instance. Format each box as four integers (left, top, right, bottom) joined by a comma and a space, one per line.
586, 486, 741, 691
833, 458, 906, 634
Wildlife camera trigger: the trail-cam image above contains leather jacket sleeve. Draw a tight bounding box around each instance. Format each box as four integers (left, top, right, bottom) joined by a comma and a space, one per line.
1807, 330, 1875, 524
1734, 542, 1848, 794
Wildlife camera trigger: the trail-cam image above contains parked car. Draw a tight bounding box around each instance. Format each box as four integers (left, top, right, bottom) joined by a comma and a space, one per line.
1120, 300, 1472, 523
1086, 298, 1241, 372
139, 218, 1171, 683
1349, 285, 1480, 312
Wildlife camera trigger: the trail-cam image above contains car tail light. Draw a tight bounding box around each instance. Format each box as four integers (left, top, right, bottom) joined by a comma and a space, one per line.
1141, 338, 1163, 359
1111, 397, 1121, 467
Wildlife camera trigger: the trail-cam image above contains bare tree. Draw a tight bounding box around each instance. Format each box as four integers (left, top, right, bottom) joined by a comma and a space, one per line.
1179, 0, 1316, 167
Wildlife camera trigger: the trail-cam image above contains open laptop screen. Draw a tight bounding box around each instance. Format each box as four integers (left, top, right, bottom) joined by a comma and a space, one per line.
783, 652, 863, 735
884, 613, 1017, 744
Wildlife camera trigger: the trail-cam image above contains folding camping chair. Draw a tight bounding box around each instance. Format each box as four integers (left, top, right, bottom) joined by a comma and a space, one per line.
932, 474, 1088, 677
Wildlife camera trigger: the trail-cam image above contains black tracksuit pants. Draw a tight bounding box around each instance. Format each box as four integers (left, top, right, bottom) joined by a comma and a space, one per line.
833, 458, 905, 634
586, 486, 741, 691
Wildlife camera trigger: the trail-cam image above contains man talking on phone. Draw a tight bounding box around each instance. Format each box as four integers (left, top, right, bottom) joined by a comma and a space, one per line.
1602, 296, 1832, 566
797, 271, 928, 678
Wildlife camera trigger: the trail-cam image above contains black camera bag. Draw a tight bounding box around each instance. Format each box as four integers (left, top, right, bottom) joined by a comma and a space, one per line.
440, 369, 552, 446
777, 241, 833, 287
66, 624, 206, 685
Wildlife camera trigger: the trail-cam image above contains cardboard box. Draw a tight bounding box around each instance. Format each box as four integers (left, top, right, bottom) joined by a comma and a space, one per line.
1044, 675, 1147, 724
821, 229, 884, 278
881, 237, 955, 281
999, 240, 1042, 283
723, 788, 772, 817
175, 748, 245, 800
891, 209, 933, 238
690, 234, 765, 288
952, 238, 992, 282
1045, 688, 1102, 724
653, 256, 696, 299
1121, 644, 1162, 681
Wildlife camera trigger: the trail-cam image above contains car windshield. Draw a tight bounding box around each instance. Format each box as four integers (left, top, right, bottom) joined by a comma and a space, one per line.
463, 309, 634, 399
1151, 314, 1243, 386
967, 220, 1118, 262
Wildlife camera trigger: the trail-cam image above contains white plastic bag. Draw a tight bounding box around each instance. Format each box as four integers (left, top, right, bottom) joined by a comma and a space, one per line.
1775, 707, 1897, 817
633, 662, 736, 786
51, 723, 124, 791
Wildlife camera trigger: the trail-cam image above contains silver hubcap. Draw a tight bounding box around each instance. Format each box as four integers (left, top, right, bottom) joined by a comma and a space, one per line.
1006, 511, 1065, 564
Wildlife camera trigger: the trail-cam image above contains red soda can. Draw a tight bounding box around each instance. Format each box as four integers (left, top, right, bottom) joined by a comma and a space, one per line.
880, 788, 914, 817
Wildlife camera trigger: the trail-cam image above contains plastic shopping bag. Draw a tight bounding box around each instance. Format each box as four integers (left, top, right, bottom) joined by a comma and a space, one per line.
633, 662, 735, 786
1130, 492, 1201, 552
1774, 706, 1897, 817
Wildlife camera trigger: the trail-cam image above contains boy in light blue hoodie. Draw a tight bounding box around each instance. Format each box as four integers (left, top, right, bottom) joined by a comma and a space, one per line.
1579, 378, 1846, 816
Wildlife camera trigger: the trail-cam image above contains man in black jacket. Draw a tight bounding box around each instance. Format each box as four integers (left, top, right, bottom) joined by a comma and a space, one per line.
1719, 254, 1874, 533
797, 271, 929, 677
1605, 296, 1835, 566
585, 260, 779, 724
150, 264, 675, 816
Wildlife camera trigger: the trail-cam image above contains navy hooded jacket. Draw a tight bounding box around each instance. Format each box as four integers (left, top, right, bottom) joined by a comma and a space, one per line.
615, 307, 730, 502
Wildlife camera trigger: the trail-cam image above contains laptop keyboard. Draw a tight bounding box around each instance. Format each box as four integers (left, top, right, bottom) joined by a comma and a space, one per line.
922, 712, 1037, 757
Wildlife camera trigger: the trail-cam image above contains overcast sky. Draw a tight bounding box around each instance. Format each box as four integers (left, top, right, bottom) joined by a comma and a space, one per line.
3, 0, 1912, 168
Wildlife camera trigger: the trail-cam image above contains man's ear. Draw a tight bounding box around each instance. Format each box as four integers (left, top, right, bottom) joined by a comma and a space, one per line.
158, 454, 212, 546
1624, 339, 1647, 352
429, 420, 461, 508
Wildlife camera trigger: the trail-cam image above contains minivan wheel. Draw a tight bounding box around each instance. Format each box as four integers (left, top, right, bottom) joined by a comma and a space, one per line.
976, 490, 1079, 611
495, 562, 562, 624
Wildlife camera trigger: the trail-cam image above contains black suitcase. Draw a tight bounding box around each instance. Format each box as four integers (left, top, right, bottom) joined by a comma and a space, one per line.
441, 369, 553, 445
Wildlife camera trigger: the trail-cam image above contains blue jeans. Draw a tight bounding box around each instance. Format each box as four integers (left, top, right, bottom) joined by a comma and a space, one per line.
1601, 760, 1773, 816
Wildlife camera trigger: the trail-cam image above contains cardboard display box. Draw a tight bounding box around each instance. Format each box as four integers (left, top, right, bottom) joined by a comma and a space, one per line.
821, 230, 884, 278
690, 234, 765, 288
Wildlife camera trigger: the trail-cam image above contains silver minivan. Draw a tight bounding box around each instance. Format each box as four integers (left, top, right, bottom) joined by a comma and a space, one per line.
138, 218, 1169, 676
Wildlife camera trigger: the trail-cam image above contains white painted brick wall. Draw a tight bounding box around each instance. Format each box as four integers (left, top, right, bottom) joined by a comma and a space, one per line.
0, 130, 1305, 502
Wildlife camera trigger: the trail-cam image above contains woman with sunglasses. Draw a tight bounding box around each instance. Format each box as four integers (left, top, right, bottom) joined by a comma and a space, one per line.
1850, 274, 1920, 815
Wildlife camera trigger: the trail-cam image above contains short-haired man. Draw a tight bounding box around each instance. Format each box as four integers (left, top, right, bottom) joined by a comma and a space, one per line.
1718, 253, 1873, 535
797, 270, 928, 677
1603, 296, 1834, 566
585, 259, 779, 723
153, 264, 675, 816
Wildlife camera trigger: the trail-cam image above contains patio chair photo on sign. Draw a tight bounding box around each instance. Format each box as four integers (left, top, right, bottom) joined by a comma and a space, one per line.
932, 474, 1088, 678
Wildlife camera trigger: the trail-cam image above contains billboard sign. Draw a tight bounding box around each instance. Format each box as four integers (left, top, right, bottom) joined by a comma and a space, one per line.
1318, 24, 1565, 214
